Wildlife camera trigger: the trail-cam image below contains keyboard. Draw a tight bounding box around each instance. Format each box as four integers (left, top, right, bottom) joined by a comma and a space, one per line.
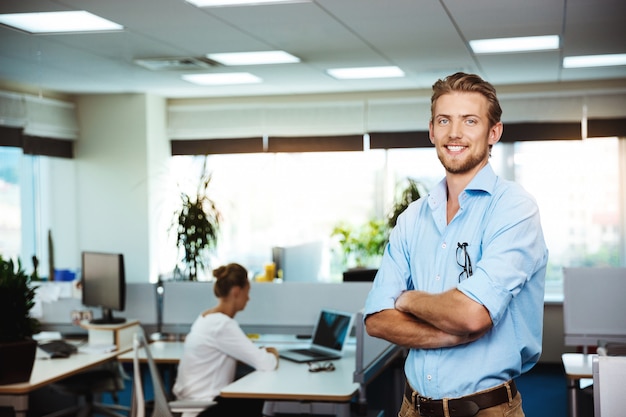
290, 349, 328, 358
39, 340, 79, 356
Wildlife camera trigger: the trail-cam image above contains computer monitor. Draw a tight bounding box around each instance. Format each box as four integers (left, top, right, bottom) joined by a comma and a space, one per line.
81, 251, 126, 324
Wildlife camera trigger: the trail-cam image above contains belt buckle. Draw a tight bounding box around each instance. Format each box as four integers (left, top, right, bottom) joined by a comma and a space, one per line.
417, 396, 433, 416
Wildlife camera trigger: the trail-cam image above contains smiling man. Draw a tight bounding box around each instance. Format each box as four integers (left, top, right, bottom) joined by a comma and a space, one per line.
364, 72, 549, 417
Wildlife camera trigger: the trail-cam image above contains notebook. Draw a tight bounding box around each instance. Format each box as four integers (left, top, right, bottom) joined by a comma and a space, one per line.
279, 308, 355, 363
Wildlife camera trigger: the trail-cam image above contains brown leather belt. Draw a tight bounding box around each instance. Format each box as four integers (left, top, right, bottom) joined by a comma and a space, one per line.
404, 380, 517, 417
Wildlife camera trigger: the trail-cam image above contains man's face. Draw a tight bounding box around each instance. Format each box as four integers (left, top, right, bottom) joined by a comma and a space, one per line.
429, 91, 502, 176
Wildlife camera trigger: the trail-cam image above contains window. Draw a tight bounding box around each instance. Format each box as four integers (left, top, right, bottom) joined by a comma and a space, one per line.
3, 135, 623, 298
169, 151, 387, 281
0, 147, 22, 259
167, 137, 623, 297
511, 138, 621, 297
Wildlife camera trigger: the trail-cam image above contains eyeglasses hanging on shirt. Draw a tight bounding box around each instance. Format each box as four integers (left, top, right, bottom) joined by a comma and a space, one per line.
456, 242, 473, 282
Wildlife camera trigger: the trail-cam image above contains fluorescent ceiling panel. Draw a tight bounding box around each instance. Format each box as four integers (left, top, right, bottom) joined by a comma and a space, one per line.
563, 54, 626, 68
186, 0, 309, 7
0, 11, 123, 34
182, 72, 262, 85
470, 35, 559, 54
326, 66, 405, 80
207, 51, 300, 65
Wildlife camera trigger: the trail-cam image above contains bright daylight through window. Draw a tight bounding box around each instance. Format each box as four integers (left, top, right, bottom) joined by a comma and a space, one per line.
161, 137, 622, 297
0, 137, 622, 299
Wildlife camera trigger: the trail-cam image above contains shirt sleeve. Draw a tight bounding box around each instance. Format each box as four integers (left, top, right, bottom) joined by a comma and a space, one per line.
364, 200, 421, 317
458, 184, 548, 326
216, 319, 278, 371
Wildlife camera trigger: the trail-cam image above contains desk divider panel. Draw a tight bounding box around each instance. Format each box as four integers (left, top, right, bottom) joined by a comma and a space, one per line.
353, 311, 401, 384
161, 281, 373, 335
119, 283, 158, 324
563, 267, 626, 348
593, 355, 626, 417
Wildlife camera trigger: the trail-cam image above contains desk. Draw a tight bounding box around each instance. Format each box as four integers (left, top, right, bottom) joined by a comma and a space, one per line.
118, 340, 185, 365
0, 349, 126, 417
222, 347, 358, 417
562, 353, 595, 417
120, 337, 363, 417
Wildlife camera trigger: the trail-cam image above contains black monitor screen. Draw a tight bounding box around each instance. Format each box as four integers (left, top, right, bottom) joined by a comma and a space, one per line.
81, 251, 126, 324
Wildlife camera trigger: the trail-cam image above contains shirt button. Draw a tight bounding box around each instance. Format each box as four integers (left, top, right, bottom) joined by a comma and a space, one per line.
427, 375, 432, 380
435, 275, 441, 281
442, 242, 447, 249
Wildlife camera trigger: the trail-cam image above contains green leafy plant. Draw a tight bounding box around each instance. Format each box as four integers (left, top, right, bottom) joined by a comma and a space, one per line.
331, 178, 425, 270
331, 219, 388, 268
172, 158, 221, 281
387, 178, 424, 229
0, 255, 40, 342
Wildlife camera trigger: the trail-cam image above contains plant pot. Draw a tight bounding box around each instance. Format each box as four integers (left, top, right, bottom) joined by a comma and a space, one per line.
342, 268, 378, 282
0, 338, 37, 385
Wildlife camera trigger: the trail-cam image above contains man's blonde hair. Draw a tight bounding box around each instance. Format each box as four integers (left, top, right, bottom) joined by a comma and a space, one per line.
431, 72, 502, 128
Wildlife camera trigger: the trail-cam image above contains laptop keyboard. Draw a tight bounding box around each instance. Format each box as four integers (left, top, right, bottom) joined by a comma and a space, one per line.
291, 349, 328, 358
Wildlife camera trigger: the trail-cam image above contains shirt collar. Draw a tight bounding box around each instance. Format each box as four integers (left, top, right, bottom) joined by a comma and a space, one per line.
465, 163, 497, 195
428, 163, 497, 209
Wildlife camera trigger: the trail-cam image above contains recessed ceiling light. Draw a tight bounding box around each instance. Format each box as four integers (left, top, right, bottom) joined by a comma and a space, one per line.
469, 35, 559, 54
181, 72, 262, 85
207, 51, 300, 66
186, 0, 309, 7
563, 53, 626, 68
326, 66, 405, 80
0, 11, 123, 34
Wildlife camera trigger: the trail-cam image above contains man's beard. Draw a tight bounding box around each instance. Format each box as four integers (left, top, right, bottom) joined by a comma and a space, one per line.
437, 147, 489, 174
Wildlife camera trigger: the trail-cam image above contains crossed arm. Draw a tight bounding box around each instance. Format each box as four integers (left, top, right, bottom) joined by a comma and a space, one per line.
365, 288, 493, 349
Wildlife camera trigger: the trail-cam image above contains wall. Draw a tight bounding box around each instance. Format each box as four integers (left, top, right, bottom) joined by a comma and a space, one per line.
70, 94, 168, 282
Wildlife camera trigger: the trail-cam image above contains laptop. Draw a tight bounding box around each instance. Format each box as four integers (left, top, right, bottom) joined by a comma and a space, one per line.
280, 308, 355, 363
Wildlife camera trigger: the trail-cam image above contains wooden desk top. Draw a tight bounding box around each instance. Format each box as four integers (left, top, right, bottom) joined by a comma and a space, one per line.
79, 319, 140, 331
0, 349, 127, 395
117, 340, 185, 364
561, 353, 595, 380
221, 347, 359, 402
118, 337, 361, 402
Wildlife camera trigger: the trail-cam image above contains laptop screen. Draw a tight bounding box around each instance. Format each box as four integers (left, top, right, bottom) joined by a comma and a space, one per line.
311, 309, 354, 352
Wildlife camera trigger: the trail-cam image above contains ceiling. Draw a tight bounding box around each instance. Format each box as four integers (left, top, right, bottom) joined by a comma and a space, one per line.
0, 0, 625, 99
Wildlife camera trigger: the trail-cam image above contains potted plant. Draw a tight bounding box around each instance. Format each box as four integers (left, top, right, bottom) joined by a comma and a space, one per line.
331, 218, 388, 270
0, 255, 40, 384
172, 157, 222, 281
331, 178, 424, 281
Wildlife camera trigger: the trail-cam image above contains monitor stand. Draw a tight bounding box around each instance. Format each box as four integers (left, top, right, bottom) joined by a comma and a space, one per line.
90, 307, 126, 325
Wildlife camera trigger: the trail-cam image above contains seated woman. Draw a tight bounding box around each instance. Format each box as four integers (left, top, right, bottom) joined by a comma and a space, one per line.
173, 263, 279, 417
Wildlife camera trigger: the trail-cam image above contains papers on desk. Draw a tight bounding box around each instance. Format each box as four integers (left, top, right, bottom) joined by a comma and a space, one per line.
33, 331, 63, 341
78, 343, 117, 354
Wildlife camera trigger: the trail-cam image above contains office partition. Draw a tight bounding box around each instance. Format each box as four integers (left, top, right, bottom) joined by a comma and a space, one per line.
593, 355, 626, 417
353, 311, 401, 384
563, 267, 626, 348
161, 281, 373, 335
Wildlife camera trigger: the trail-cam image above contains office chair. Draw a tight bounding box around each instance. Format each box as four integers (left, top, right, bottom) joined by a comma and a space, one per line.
131, 331, 216, 417
44, 360, 130, 417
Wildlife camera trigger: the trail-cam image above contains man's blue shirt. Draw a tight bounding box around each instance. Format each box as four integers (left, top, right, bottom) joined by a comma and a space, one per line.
364, 163, 548, 398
